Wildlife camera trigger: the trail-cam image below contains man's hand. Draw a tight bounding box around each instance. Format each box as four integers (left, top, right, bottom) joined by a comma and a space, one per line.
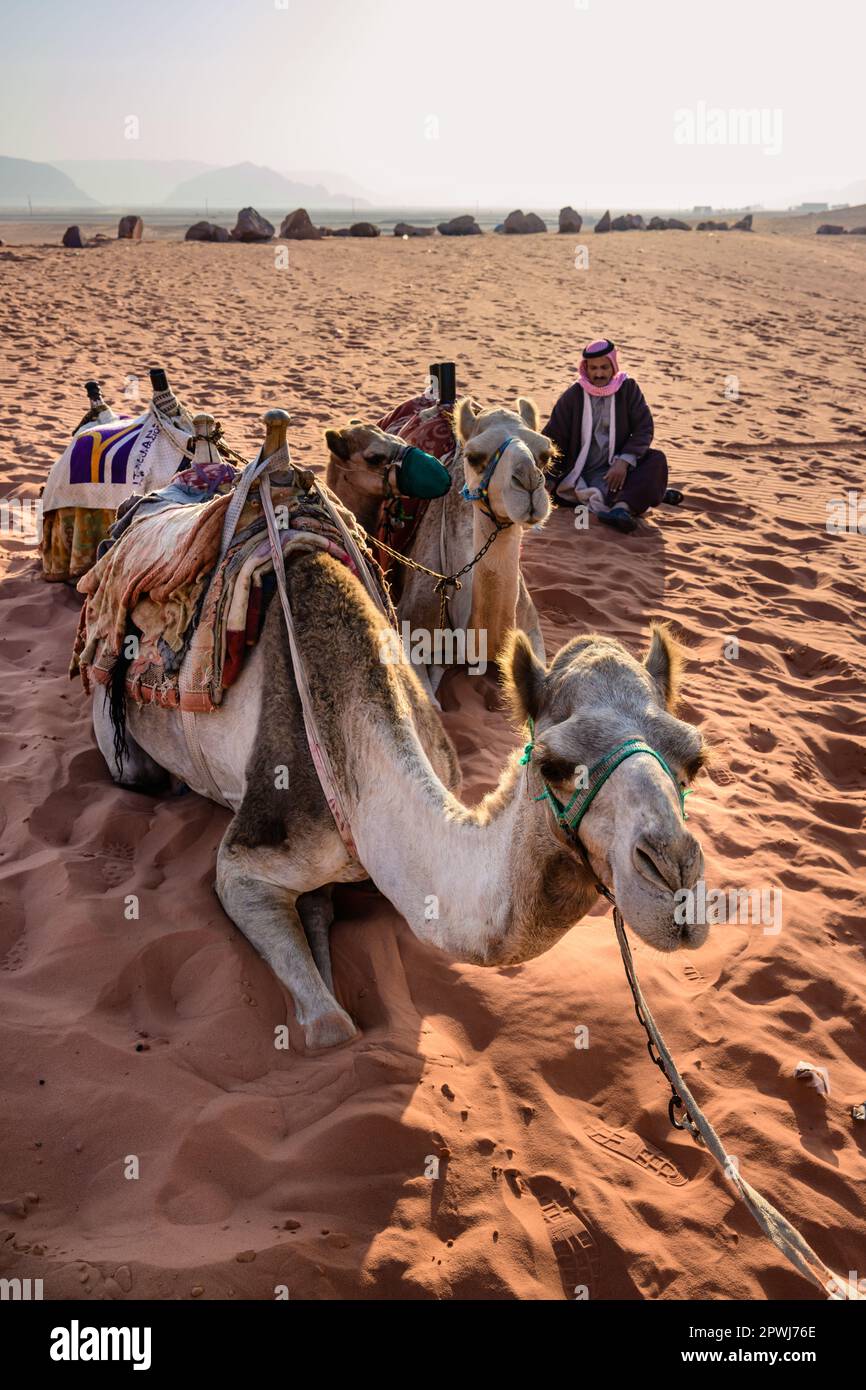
604, 458, 628, 493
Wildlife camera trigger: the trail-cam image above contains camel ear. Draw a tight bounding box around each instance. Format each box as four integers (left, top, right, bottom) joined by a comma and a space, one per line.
500, 629, 547, 723
517, 397, 540, 431
325, 428, 350, 461
453, 397, 480, 444
644, 622, 684, 712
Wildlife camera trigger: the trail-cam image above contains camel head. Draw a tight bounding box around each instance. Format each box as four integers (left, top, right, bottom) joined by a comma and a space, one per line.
453, 397, 552, 529
504, 623, 708, 954
325, 423, 450, 532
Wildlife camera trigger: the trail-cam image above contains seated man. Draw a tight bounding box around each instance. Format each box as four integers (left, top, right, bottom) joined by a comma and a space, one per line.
543, 338, 668, 533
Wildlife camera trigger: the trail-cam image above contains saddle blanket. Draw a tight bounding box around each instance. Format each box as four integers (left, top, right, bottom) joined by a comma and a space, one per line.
71, 460, 372, 713
42, 405, 192, 516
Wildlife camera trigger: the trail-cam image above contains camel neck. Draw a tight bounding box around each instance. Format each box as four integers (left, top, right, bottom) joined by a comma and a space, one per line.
468, 511, 522, 660
349, 723, 594, 963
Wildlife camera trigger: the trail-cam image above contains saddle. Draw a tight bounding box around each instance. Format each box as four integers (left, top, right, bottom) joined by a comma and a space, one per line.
71, 457, 387, 713
374, 394, 458, 595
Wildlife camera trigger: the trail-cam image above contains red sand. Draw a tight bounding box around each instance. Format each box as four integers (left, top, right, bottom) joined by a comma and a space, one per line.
1, 229, 864, 1299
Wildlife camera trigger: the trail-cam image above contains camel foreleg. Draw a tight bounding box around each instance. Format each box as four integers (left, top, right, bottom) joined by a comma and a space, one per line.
216, 839, 357, 1051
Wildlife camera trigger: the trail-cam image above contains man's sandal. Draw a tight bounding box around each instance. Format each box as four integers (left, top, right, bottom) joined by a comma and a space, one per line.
598, 505, 638, 534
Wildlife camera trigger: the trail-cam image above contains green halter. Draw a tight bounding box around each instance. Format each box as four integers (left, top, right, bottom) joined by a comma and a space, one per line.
521, 718, 689, 833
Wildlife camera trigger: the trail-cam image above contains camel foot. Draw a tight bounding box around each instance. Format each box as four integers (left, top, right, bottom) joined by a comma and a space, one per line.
303, 1007, 359, 1052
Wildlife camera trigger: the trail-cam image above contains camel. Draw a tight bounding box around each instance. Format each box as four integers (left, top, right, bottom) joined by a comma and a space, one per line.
90, 459, 708, 1050
325, 396, 552, 697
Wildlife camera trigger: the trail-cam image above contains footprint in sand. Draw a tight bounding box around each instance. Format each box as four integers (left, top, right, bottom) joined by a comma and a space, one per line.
100, 841, 135, 887
497, 1168, 600, 1299
683, 964, 705, 988
586, 1124, 688, 1187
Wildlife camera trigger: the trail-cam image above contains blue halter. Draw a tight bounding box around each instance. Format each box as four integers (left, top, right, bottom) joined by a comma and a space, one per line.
460, 436, 516, 523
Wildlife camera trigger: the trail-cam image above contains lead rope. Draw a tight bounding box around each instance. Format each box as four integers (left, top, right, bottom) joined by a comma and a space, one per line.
608, 888, 857, 1299
521, 736, 859, 1300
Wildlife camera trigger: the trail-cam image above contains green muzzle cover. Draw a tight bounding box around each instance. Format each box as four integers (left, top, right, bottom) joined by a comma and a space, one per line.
396, 446, 451, 499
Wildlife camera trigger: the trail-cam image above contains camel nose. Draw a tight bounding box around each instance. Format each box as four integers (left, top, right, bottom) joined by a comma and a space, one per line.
633, 830, 704, 893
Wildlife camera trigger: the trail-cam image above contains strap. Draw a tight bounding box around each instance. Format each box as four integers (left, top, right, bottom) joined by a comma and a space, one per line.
460, 435, 515, 518
539, 738, 686, 831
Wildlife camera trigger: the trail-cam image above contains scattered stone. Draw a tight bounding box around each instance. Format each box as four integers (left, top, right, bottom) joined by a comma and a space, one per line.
87, 233, 112, 247
594, 209, 611, 233
441, 1083, 455, 1101
280, 208, 322, 240
733, 213, 753, 231
697, 220, 730, 231
849, 226, 866, 235
393, 222, 435, 237
281, 1218, 301, 1231
117, 215, 144, 241
816, 223, 846, 235
235, 1249, 257, 1262
349, 222, 380, 237
329, 228, 352, 237
114, 1265, 133, 1292
610, 213, 645, 231
437, 214, 482, 236
230, 207, 275, 242
504, 209, 547, 234
647, 215, 692, 231
185, 221, 231, 242
558, 205, 582, 233
62, 225, 83, 248
191, 1285, 204, 1297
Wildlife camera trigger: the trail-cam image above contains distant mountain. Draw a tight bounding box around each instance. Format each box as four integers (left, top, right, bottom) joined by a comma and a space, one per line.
163, 161, 360, 209
56, 159, 214, 207
0, 156, 97, 208
286, 169, 375, 204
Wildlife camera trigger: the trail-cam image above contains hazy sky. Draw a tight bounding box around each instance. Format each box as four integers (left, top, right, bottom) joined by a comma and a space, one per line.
1, 0, 862, 207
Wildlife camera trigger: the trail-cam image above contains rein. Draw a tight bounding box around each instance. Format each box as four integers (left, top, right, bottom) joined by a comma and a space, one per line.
519, 719, 859, 1299
368, 441, 513, 630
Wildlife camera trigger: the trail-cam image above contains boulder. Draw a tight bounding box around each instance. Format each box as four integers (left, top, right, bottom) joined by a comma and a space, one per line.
697, 220, 730, 231
733, 213, 753, 231
280, 208, 322, 240
185, 221, 231, 242
816, 223, 846, 235
610, 213, 644, 231
667, 218, 692, 230
493, 224, 506, 234
594, 210, 611, 233
62, 225, 84, 248
559, 206, 582, 233
437, 215, 482, 236
849, 226, 866, 235
231, 207, 275, 242
87, 233, 112, 247
330, 228, 352, 237
394, 222, 435, 237
349, 221, 380, 237
504, 209, 547, 233
118, 215, 144, 240
647, 216, 692, 230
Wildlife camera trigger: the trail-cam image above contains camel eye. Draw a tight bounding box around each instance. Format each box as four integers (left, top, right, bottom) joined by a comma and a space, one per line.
539, 755, 575, 784
364, 452, 387, 467
464, 451, 485, 469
